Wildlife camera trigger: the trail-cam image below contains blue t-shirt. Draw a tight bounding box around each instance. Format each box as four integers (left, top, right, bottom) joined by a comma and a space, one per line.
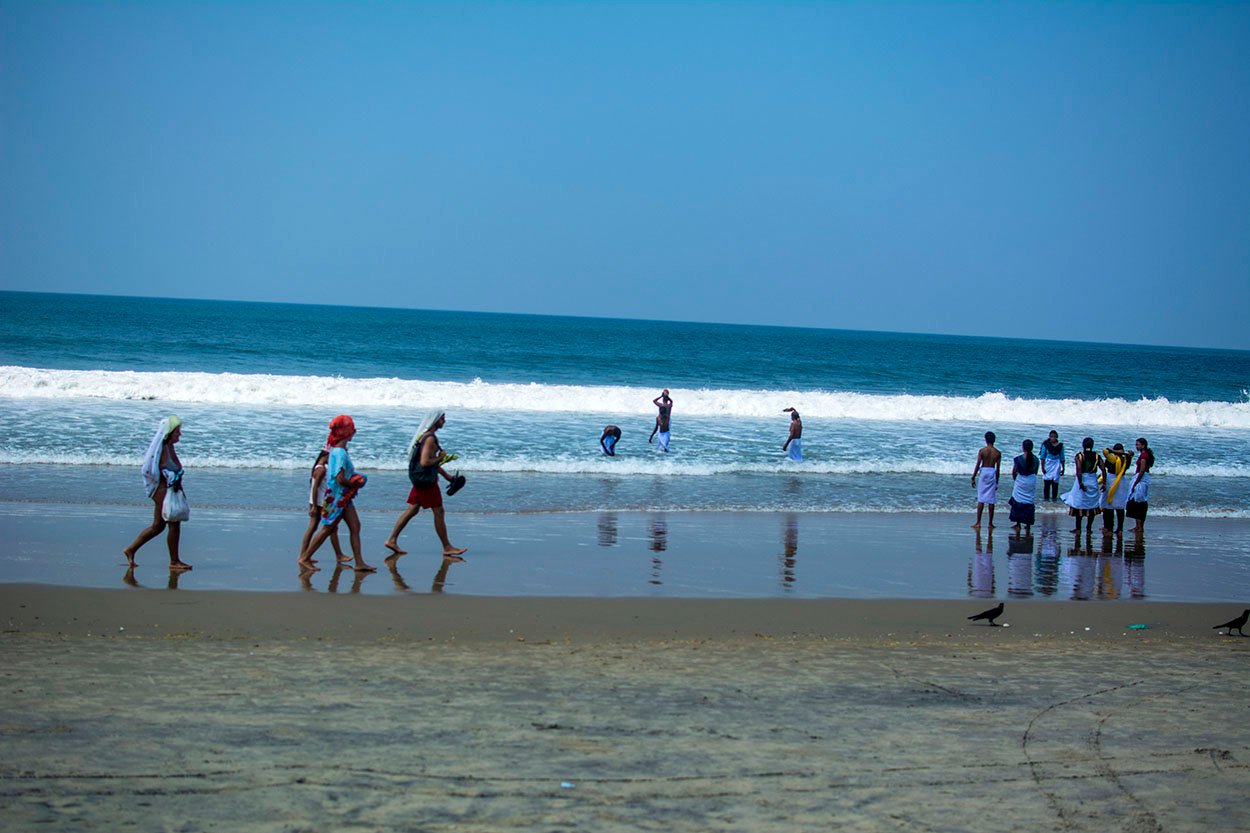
326, 447, 355, 505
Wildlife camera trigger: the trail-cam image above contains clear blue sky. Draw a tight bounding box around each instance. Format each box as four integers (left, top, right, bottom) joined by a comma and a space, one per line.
2, 2, 1248, 349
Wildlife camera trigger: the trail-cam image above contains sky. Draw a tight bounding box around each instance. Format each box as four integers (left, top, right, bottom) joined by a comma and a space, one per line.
2, 2, 1248, 350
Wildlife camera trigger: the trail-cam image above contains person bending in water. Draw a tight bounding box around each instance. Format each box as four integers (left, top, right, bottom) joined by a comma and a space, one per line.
1039, 430, 1065, 501
300, 415, 375, 573
970, 431, 1001, 529
124, 415, 193, 571
385, 410, 468, 561
782, 407, 803, 462
600, 425, 622, 456
649, 389, 673, 452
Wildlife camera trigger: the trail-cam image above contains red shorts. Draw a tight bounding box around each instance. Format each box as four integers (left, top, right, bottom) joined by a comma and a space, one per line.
407, 484, 443, 509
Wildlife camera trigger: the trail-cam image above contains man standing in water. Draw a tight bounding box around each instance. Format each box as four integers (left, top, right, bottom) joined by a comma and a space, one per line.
600, 425, 622, 456
971, 431, 1001, 529
649, 389, 673, 452
782, 407, 803, 461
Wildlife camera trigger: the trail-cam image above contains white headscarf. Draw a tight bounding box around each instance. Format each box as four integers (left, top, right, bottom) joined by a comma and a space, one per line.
406, 410, 446, 461
141, 415, 181, 497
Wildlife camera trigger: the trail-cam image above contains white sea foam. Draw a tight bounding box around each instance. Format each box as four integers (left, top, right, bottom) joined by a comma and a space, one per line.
3, 366, 1249, 429
2, 449, 1246, 479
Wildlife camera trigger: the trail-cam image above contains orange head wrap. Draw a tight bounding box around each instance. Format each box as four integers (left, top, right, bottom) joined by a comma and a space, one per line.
327, 414, 356, 447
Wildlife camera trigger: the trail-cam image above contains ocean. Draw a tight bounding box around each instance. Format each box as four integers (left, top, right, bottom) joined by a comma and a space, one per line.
2, 290, 1249, 518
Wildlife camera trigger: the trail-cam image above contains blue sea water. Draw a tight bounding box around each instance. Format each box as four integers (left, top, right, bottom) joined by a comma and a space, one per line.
2, 290, 1249, 517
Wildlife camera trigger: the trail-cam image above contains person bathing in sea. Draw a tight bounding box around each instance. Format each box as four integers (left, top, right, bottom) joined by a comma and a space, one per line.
124, 415, 192, 571
600, 425, 622, 456
299, 415, 375, 573
971, 432, 1001, 529
298, 444, 344, 567
1061, 437, 1104, 537
649, 389, 673, 452
1039, 430, 1065, 501
384, 410, 468, 562
1100, 442, 1134, 536
1008, 439, 1039, 533
1127, 437, 1155, 533
782, 407, 803, 462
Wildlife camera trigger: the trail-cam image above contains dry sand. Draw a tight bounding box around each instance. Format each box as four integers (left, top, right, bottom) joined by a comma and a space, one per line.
2, 586, 1249, 832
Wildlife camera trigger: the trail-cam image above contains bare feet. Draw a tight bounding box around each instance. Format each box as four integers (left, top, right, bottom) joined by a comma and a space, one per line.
970, 523, 981, 529
443, 553, 466, 563
169, 561, 193, 572
384, 540, 407, 555
123, 550, 138, 568
337, 556, 353, 565
354, 562, 377, 573
444, 545, 468, 557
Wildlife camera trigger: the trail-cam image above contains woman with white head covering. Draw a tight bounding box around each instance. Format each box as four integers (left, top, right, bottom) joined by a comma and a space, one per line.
124, 415, 192, 571
384, 409, 468, 561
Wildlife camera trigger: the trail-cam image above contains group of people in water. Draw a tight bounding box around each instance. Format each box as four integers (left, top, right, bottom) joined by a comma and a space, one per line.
971, 430, 1156, 537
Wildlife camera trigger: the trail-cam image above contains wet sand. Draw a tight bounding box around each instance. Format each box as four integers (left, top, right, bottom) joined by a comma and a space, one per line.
2, 586, 1249, 831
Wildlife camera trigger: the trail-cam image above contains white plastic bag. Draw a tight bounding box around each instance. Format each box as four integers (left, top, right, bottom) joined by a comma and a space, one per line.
162, 487, 190, 523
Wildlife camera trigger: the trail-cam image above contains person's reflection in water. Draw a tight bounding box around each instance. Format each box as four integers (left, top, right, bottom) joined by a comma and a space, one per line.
385, 553, 411, 592
123, 567, 141, 588
298, 567, 317, 592
431, 557, 457, 593
968, 529, 995, 598
166, 570, 184, 591
649, 515, 667, 585
327, 564, 367, 594
1007, 530, 1034, 597
1096, 531, 1124, 600
598, 512, 619, 548
1067, 541, 1096, 600
1034, 516, 1060, 596
1124, 531, 1147, 598
780, 513, 799, 589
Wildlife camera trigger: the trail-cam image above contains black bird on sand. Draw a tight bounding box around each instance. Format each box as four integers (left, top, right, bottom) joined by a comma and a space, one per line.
1212, 609, 1249, 637
968, 602, 1004, 626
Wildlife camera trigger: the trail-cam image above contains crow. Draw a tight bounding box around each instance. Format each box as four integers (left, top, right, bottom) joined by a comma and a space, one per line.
968, 602, 1004, 626
1212, 609, 1249, 637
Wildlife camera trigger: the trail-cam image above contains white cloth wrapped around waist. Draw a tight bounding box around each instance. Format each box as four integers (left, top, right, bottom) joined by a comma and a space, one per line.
1062, 471, 1102, 510
976, 467, 998, 504
1042, 457, 1062, 481
1011, 473, 1037, 505
1129, 472, 1151, 503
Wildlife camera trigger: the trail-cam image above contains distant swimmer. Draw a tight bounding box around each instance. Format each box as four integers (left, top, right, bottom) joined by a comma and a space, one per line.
970, 431, 1001, 529
782, 407, 803, 462
649, 389, 673, 452
1039, 430, 1065, 501
1127, 437, 1155, 533
600, 425, 622, 456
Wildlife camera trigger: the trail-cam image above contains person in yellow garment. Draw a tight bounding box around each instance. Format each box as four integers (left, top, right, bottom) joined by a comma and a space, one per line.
1100, 442, 1134, 536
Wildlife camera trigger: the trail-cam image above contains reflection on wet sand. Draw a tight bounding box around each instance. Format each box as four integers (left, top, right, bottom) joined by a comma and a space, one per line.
597, 512, 618, 548
968, 529, 994, 598
780, 513, 798, 590
648, 514, 667, 585
1035, 518, 1060, 596
122, 567, 185, 590
383, 552, 460, 594
1007, 531, 1034, 597
1124, 532, 1146, 598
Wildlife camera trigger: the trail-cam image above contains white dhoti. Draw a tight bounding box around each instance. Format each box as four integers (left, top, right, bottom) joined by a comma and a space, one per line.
1062, 473, 1102, 512
976, 467, 998, 504
786, 438, 802, 462
1042, 457, 1062, 482
1128, 472, 1150, 504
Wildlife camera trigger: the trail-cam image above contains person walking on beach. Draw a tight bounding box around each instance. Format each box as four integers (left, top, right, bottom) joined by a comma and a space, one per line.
600, 425, 622, 456
384, 410, 468, 561
1061, 437, 1104, 536
1127, 437, 1155, 533
1100, 442, 1134, 536
299, 415, 375, 573
782, 407, 803, 462
1008, 439, 1039, 533
649, 389, 673, 452
970, 432, 1001, 529
124, 415, 192, 571
1039, 430, 1065, 501
298, 445, 344, 565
